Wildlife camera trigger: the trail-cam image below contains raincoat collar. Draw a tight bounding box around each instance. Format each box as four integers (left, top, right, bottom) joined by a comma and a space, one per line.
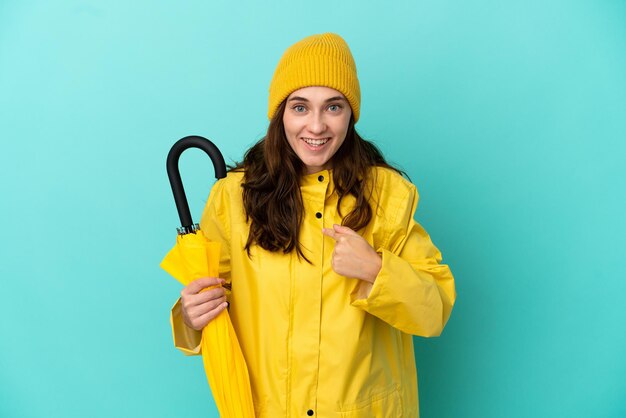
300, 169, 332, 185
300, 169, 333, 203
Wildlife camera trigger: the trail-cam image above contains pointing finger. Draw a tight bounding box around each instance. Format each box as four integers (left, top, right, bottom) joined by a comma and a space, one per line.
332, 224, 359, 236
322, 227, 337, 240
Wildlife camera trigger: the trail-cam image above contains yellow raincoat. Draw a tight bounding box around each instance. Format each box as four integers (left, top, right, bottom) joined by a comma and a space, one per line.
171, 167, 456, 417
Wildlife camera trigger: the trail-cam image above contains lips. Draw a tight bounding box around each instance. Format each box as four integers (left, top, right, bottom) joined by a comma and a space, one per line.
302, 137, 330, 147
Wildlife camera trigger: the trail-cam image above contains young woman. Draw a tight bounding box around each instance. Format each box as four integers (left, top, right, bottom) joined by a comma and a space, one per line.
170, 33, 456, 417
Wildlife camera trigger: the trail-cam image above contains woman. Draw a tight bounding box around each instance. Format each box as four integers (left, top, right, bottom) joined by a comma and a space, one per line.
170, 33, 456, 417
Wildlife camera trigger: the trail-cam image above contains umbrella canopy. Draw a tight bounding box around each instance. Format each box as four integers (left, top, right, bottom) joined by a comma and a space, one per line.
160, 136, 255, 417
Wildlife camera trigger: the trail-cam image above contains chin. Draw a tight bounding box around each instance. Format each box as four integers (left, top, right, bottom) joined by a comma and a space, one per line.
301, 158, 331, 173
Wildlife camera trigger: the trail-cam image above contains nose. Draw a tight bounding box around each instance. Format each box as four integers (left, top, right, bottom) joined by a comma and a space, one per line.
308, 111, 327, 135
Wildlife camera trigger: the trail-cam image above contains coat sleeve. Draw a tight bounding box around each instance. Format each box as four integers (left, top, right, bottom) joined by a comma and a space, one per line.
169, 177, 233, 355
350, 183, 456, 337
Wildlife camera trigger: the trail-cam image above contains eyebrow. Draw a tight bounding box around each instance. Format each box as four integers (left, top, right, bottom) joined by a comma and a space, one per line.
287, 96, 347, 103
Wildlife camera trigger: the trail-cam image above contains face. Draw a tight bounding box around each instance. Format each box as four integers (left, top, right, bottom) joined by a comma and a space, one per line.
282, 86, 352, 174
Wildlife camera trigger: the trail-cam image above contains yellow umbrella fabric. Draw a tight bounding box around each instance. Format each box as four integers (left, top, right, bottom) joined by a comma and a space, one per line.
161, 230, 255, 417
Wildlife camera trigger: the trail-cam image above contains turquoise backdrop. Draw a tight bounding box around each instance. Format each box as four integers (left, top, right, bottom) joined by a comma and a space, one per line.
1, 1, 625, 417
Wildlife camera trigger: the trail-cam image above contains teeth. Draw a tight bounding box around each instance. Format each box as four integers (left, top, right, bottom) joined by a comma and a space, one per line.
303, 137, 329, 146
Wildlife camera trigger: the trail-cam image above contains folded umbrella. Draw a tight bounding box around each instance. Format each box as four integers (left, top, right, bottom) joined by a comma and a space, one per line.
160, 135, 255, 417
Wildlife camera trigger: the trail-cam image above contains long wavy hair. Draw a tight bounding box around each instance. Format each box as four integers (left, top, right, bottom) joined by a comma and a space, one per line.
231, 100, 404, 260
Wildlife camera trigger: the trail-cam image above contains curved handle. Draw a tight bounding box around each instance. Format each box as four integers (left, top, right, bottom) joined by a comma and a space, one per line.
166, 135, 227, 233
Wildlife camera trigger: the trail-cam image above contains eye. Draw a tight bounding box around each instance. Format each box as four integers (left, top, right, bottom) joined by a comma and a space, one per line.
328, 104, 342, 112
293, 105, 306, 113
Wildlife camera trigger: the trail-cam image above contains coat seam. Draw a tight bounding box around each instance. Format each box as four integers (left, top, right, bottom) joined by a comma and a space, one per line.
382, 185, 413, 251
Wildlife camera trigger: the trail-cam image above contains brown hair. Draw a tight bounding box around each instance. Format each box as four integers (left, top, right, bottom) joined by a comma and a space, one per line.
231, 100, 404, 260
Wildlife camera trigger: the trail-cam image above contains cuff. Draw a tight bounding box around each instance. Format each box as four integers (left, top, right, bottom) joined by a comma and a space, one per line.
349, 249, 388, 308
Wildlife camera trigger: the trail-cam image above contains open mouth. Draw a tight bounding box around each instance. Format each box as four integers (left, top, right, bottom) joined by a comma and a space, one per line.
302, 137, 330, 148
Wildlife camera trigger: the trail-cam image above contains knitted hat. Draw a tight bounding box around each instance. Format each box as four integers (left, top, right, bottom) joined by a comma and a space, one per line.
268, 33, 361, 122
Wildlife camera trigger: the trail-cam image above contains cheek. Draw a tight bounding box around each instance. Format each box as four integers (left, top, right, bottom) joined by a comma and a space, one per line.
283, 116, 301, 139
335, 117, 351, 141
282, 120, 294, 142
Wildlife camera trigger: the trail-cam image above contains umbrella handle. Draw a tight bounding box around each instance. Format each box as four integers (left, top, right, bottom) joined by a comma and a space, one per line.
166, 135, 227, 234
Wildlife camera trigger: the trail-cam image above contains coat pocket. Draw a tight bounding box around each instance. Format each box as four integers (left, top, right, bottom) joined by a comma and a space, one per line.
339, 384, 403, 418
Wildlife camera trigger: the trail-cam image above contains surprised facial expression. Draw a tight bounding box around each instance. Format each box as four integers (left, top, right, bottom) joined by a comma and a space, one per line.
282, 86, 352, 175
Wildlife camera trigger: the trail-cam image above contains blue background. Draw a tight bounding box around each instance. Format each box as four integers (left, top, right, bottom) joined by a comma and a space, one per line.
1, 1, 625, 417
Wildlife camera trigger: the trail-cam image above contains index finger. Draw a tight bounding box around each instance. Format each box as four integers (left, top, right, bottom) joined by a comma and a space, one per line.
332, 223, 360, 237
322, 227, 337, 240
183, 277, 224, 295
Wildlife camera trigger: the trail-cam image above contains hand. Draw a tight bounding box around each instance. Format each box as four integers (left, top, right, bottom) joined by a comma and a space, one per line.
180, 277, 228, 331
322, 224, 382, 283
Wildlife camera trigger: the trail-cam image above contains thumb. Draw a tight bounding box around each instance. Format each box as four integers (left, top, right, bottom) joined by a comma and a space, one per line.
332, 224, 359, 236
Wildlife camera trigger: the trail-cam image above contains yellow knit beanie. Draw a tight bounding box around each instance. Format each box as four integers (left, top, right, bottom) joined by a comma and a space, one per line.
268, 33, 361, 122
